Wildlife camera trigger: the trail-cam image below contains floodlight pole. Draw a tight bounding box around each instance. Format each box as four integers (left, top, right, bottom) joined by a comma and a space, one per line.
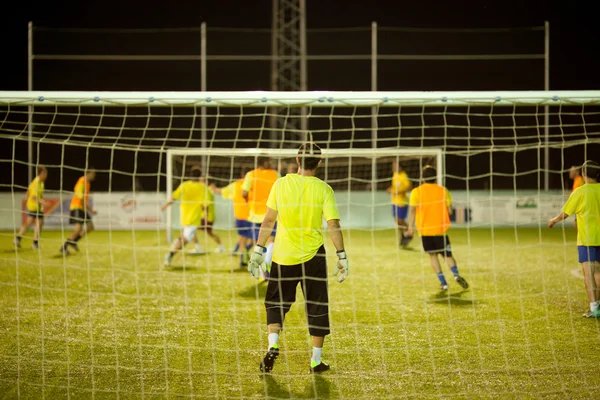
544, 21, 550, 191
28, 21, 33, 184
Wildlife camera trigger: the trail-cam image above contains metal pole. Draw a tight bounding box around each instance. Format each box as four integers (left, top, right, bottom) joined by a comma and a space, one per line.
371, 22, 378, 188
544, 21, 550, 191
201, 22, 207, 173
28, 21, 33, 184
270, 0, 279, 146
299, 0, 308, 140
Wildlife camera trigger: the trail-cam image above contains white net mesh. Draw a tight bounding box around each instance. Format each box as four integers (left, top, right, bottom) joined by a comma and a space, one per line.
1, 91, 600, 398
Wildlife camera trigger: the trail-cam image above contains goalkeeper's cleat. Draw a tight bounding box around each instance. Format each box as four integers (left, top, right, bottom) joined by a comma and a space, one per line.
59, 245, 70, 255
400, 235, 412, 248
215, 244, 225, 253
583, 309, 600, 318
31, 242, 40, 250
454, 275, 469, 289
164, 254, 172, 267
310, 360, 331, 373
260, 346, 279, 373
13, 238, 21, 248
440, 284, 449, 291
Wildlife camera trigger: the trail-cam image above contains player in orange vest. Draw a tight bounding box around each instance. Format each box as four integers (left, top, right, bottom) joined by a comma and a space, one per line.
571, 166, 584, 191
212, 168, 252, 266
61, 169, 97, 254
406, 165, 469, 292
242, 157, 280, 272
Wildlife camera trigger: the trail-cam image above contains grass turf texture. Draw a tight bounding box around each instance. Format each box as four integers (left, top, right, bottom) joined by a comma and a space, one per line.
1, 227, 600, 399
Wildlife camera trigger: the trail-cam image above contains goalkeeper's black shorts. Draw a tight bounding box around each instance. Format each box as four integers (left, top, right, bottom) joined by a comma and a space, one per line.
264, 246, 330, 337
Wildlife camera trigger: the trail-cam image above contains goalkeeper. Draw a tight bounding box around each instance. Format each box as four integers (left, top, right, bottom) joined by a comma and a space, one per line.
387, 161, 412, 248
14, 166, 48, 250
406, 165, 469, 292
248, 142, 348, 374
549, 160, 600, 318
161, 168, 208, 266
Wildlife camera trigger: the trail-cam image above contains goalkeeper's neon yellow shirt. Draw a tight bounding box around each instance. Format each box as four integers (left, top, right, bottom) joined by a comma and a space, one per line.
266, 174, 340, 265
563, 183, 600, 246
26, 177, 44, 212
172, 180, 207, 227
390, 171, 411, 206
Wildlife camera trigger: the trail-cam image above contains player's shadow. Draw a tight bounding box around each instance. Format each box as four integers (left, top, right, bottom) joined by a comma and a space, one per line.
262, 375, 292, 398
427, 290, 481, 307
302, 375, 332, 399
167, 265, 201, 272
239, 282, 268, 299
262, 374, 332, 399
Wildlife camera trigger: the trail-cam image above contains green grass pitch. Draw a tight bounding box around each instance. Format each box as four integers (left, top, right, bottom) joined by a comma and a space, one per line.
1, 227, 600, 399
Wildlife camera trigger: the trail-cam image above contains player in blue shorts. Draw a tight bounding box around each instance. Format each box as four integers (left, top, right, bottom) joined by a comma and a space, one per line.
549, 160, 600, 318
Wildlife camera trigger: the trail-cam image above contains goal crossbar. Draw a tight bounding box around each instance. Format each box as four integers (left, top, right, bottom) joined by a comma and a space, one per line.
2, 90, 600, 107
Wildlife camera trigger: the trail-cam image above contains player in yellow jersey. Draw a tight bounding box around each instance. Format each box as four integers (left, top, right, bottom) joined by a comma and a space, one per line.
248, 143, 348, 374
61, 169, 96, 254
406, 165, 469, 292
386, 161, 412, 248
161, 169, 208, 266
14, 166, 48, 250
549, 160, 600, 318
193, 179, 225, 253
211, 168, 252, 265
242, 157, 280, 269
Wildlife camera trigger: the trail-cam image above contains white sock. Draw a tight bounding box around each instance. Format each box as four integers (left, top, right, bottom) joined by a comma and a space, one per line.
590, 302, 599, 312
265, 242, 274, 265
311, 347, 322, 365
195, 243, 203, 252
268, 333, 279, 348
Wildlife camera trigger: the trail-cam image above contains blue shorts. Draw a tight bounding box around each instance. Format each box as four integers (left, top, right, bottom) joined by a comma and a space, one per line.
250, 222, 277, 241
235, 219, 253, 239
392, 205, 408, 220
578, 246, 600, 263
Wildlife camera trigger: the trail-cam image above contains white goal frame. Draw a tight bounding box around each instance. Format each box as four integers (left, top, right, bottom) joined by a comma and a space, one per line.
165, 147, 444, 241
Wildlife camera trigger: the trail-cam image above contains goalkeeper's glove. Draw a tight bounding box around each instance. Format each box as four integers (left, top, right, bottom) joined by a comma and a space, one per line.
248, 245, 267, 279
333, 250, 349, 283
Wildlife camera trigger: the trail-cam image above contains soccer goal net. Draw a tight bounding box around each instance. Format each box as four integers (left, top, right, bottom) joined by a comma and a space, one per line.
1, 91, 600, 398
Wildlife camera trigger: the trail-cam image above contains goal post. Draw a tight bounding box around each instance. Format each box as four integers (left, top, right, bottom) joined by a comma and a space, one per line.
165, 147, 443, 242
4, 90, 600, 398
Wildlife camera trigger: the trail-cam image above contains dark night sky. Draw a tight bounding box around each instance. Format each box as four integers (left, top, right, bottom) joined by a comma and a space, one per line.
1, 0, 600, 91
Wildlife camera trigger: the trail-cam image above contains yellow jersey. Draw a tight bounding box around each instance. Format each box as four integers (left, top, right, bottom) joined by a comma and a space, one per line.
409, 183, 452, 236
70, 177, 90, 211
205, 188, 216, 223
563, 183, 600, 246
242, 168, 280, 223
26, 177, 44, 212
221, 179, 250, 220
390, 171, 412, 206
266, 174, 340, 265
573, 176, 584, 191
172, 180, 208, 227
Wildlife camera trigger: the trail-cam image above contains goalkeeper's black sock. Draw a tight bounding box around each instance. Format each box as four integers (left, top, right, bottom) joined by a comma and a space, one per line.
33, 239, 39, 246
15, 235, 22, 243
74, 235, 82, 242
169, 251, 176, 258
